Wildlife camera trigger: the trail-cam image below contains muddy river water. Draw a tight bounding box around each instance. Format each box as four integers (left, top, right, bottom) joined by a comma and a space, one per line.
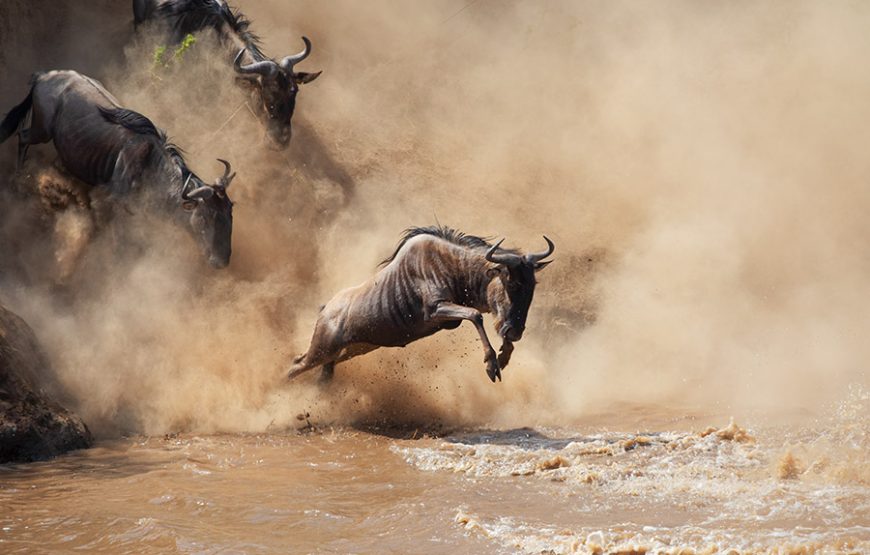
2, 399, 867, 554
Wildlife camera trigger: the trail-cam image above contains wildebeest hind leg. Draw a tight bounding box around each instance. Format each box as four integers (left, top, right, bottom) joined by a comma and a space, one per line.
133, 0, 157, 25
288, 315, 341, 380
287, 331, 343, 380
287, 349, 338, 380
317, 343, 379, 384
318, 362, 335, 385
17, 128, 30, 168
289, 342, 379, 382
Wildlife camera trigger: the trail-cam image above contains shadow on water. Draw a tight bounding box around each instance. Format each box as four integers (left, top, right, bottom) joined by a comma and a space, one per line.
349, 420, 459, 440
354, 425, 605, 447
445, 427, 589, 450
0, 441, 165, 481
444, 427, 671, 451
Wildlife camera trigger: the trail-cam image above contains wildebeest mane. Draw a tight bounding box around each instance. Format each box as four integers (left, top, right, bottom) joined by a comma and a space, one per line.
99, 106, 188, 169
157, 0, 265, 58
380, 225, 518, 267
99, 107, 163, 138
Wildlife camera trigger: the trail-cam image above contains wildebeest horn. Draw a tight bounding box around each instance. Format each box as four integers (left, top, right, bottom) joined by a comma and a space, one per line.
279, 36, 312, 72
234, 49, 278, 77
485, 239, 522, 267
181, 173, 193, 199
181, 173, 214, 201
525, 236, 555, 264
186, 186, 215, 201
216, 158, 236, 188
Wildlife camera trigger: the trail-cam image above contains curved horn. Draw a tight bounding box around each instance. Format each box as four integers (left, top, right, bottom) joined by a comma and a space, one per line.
279, 36, 312, 72
180, 173, 194, 200
216, 158, 236, 188
233, 48, 278, 77
186, 186, 215, 201
180, 173, 214, 201
525, 236, 555, 264
485, 238, 522, 267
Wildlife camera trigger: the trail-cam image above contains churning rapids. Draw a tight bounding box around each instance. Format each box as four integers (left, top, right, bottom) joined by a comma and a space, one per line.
2, 393, 868, 554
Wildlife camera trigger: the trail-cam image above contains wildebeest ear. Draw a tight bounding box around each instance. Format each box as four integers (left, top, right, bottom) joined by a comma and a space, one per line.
294, 71, 322, 85
234, 75, 260, 87
182, 200, 198, 211
534, 260, 553, 272
486, 266, 505, 279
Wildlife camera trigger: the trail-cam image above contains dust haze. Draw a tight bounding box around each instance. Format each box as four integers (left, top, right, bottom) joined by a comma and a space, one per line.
0, 0, 868, 437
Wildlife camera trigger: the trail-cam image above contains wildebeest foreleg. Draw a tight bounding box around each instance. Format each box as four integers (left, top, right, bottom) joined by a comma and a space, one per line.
53, 206, 94, 283
429, 302, 501, 382
497, 341, 514, 369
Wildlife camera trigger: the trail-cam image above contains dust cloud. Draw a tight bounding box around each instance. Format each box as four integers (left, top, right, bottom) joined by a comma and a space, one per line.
0, 0, 868, 437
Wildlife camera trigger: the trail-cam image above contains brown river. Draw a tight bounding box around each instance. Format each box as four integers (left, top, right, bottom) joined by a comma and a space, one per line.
2, 396, 867, 554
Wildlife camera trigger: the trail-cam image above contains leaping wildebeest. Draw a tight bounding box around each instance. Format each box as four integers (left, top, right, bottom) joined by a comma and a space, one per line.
287, 226, 555, 384
0, 70, 235, 269
133, 0, 321, 148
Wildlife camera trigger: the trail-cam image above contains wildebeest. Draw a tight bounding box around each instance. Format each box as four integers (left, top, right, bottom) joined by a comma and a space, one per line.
0, 70, 235, 268
287, 226, 554, 384
133, 0, 321, 148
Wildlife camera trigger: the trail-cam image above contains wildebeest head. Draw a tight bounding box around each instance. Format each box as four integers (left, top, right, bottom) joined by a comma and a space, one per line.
233, 37, 322, 148
180, 159, 235, 268
485, 237, 555, 342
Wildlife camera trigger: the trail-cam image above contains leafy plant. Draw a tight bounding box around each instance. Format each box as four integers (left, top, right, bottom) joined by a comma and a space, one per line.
151, 34, 197, 71
173, 33, 197, 62
152, 45, 168, 69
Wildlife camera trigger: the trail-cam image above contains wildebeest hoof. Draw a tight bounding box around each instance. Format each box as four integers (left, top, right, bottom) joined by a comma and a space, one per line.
485, 358, 502, 383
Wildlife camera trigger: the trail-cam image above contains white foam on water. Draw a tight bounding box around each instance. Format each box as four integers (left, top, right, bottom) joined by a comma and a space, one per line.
396, 418, 870, 553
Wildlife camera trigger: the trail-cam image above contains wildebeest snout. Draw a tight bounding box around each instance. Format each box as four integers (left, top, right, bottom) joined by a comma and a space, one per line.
208, 254, 229, 269
266, 127, 292, 149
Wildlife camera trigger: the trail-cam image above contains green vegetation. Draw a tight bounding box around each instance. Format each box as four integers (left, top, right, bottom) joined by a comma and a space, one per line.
152, 45, 168, 68
174, 33, 197, 62
151, 34, 197, 71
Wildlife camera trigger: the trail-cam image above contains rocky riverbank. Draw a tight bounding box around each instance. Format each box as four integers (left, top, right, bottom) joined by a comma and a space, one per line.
0, 303, 91, 463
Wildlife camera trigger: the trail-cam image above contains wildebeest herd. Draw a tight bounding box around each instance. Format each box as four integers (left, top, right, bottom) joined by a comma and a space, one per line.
0, 0, 554, 385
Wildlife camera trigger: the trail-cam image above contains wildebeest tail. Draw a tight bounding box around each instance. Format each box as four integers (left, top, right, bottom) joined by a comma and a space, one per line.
0, 89, 33, 145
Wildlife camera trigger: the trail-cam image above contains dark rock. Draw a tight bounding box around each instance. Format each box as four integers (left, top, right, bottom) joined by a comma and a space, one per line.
0, 303, 92, 463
